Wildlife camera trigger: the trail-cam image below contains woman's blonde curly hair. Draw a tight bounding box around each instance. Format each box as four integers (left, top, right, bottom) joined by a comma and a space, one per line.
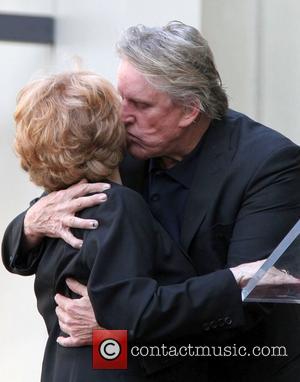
14, 71, 125, 192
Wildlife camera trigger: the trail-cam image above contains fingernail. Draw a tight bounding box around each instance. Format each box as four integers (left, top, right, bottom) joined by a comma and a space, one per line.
99, 194, 107, 201
91, 221, 98, 229
102, 184, 111, 190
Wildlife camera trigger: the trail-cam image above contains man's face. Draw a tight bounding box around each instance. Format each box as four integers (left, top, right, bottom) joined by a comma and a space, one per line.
117, 60, 188, 160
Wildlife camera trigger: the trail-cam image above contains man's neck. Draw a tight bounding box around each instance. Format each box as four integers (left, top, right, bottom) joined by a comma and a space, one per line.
159, 156, 180, 169
161, 114, 211, 169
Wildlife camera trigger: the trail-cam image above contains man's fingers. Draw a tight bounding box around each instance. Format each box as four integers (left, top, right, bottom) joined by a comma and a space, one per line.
67, 181, 111, 199
66, 278, 88, 297
21, 180, 110, 245
69, 193, 108, 213
60, 229, 83, 249
77, 179, 88, 185
57, 318, 71, 336
56, 336, 81, 347
55, 306, 67, 325
55, 293, 72, 311
63, 216, 99, 230
55, 306, 77, 327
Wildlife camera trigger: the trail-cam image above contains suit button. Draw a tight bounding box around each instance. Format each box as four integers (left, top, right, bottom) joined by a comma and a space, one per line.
151, 194, 160, 202
202, 322, 210, 331
224, 317, 233, 326
210, 320, 218, 329
217, 318, 225, 327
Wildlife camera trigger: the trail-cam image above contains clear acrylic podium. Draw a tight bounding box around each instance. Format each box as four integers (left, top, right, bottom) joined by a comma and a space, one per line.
242, 219, 300, 304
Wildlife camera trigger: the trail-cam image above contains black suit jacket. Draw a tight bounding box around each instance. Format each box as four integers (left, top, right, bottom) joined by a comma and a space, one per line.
2, 110, 300, 381
120, 109, 300, 380
30, 184, 215, 381
2, 184, 242, 381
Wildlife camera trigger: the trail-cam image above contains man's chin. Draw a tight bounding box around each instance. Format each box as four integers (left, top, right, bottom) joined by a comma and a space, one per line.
127, 144, 152, 161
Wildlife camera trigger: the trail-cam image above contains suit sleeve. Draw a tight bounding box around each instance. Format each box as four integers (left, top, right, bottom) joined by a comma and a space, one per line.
86, 188, 245, 343
226, 144, 300, 329
1, 197, 43, 276
228, 144, 300, 265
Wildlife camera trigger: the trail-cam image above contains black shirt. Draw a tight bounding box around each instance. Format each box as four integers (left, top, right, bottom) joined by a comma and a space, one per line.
144, 138, 204, 244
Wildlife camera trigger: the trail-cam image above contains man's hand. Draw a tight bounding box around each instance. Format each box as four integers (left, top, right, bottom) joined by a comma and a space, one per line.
230, 259, 266, 288
231, 259, 300, 289
258, 266, 300, 286
24, 179, 111, 249
55, 278, 101, 347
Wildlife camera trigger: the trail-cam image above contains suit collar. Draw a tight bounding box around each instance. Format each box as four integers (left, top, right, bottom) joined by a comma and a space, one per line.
180, 116, 236, 249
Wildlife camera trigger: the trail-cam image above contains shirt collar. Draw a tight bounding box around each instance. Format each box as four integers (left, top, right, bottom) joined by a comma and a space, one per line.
148, 136, 204, 188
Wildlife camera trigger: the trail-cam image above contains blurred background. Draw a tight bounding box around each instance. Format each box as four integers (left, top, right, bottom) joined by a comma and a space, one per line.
0, 0, 299, 380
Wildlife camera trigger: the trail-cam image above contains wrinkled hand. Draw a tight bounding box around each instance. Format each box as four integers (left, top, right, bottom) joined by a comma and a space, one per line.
24, 179, 110, 249
230, 259, 266, 288
55, 278, 102, 347
231, 259, 300, 290
258, 266, 300, 286
246, 266, 300, 300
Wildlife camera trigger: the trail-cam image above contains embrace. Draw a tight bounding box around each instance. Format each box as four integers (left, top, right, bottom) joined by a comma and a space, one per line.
2, 21, 300, 382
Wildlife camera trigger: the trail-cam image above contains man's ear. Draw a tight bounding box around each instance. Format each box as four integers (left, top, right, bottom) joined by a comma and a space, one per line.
179, 99, 201, 128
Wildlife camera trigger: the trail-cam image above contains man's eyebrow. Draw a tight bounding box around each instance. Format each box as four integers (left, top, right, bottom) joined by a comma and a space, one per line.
126, 96, 152, 105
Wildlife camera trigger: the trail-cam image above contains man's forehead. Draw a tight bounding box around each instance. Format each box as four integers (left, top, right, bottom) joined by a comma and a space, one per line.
117, 60, 158, 98
117, 60, 146, 85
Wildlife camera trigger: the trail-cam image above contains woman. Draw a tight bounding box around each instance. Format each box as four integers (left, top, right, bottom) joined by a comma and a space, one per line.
7, 70, 205, 381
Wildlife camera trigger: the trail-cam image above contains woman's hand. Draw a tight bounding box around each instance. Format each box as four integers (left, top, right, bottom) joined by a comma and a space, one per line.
24, 179, 111, 249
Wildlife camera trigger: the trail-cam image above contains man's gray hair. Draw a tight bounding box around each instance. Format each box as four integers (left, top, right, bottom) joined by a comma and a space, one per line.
117, 21, 228, 119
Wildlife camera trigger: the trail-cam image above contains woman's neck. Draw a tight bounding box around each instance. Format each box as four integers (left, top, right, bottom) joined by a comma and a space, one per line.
107, 168, 122, 184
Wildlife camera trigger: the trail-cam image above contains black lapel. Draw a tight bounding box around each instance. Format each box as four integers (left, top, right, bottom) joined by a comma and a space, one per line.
180, 118, 237, 250
119, 154, 148, 194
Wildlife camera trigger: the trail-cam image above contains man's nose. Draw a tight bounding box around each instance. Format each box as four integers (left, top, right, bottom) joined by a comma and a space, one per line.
121, 102, 134, 124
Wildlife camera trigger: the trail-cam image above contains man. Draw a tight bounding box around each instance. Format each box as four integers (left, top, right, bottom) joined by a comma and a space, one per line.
2, 21, 300, 381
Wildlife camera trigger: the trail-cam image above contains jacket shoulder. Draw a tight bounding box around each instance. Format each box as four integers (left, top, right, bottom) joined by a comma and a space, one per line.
224, 110, 299, 162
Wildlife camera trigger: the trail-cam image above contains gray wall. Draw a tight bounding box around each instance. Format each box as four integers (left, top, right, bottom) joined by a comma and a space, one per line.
202, 0, 300, 143
0, 2, 54, 381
